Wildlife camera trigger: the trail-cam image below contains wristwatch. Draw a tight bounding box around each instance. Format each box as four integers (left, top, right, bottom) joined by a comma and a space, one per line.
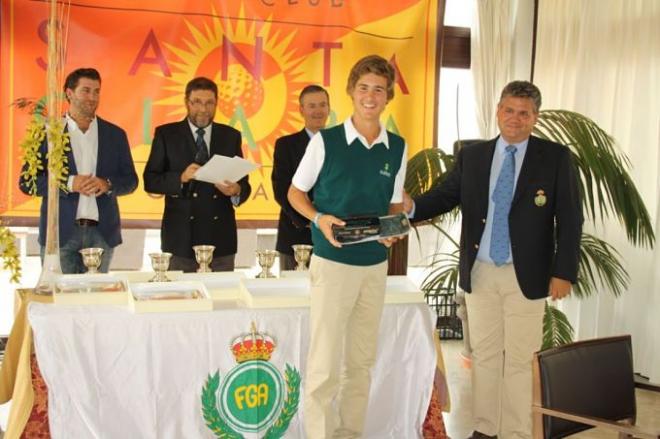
313, 212, 324, 227
105, 178, 113, 195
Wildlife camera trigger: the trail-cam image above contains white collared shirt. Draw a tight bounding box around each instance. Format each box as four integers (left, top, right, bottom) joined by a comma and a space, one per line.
292, 117, 407, 203
66, 114, 99, 221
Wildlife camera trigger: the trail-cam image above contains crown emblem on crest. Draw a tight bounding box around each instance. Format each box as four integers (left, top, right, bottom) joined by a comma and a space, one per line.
230, 321, 276, 363
203, 321, 300, 437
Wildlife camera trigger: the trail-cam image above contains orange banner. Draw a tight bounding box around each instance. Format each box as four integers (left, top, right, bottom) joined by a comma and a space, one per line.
1, 0, 440, 223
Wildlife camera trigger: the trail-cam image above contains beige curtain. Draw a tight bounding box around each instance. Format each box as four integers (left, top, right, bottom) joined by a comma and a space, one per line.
471, 0, 535, 138
535, 0, 660, 382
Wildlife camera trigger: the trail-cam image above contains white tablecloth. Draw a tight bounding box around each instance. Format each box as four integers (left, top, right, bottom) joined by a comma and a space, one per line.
28, 302, 436, 438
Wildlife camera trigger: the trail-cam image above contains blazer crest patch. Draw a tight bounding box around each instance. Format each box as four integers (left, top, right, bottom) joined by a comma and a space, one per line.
534, 189, 547, 207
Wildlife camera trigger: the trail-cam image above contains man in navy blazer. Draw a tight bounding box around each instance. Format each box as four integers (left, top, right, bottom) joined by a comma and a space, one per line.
405, 81, 582, 439
19, 68, 138, 274
272, 85, 329, 270
143, 77, 251, 271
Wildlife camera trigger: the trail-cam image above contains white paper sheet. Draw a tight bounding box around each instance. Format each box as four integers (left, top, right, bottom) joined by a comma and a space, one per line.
194, 154, 258, 184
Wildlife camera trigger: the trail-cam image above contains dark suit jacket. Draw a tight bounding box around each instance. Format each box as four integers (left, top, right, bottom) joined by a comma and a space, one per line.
18, 117, 138, 248
413, 135, 583, 299
143, 119, 251, 259
272, 129, 313, 255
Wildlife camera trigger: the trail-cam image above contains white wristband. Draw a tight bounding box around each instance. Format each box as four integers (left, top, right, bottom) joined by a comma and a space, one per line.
313, 212, 324, 227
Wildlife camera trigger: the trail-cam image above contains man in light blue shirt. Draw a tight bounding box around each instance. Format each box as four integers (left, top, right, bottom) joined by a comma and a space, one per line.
404, 81, 582, 439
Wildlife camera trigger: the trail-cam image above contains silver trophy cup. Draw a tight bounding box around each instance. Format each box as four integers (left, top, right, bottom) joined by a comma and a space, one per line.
79, 247, 104, 274
291, 244, 313, 271
193, 245, 215, 273
256, 250, 279, 278
149, 252, 172, 282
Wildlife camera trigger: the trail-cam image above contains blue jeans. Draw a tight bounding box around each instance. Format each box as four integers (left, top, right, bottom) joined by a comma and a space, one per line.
40, 224, 115, 274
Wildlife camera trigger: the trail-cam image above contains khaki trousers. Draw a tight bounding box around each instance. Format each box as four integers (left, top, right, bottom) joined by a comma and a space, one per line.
304, 255, 388, 439
466, 261, 545, 439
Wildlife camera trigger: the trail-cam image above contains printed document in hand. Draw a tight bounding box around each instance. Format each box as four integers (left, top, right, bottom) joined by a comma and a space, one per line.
194, 155, 259, 184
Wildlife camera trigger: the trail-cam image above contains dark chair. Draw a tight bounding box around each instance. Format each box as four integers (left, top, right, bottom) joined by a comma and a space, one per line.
532, 335, 660, 438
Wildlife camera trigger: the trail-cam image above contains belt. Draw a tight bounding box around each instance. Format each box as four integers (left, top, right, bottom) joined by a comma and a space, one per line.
76, 218, 99, 227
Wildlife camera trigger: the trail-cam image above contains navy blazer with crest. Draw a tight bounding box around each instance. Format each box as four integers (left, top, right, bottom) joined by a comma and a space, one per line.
143, 119, 251, 259
18, 116, 138, 248
412, 135, 583, 300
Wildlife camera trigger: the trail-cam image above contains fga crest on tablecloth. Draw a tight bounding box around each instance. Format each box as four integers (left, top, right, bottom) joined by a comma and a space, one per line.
201, 322, 301, 438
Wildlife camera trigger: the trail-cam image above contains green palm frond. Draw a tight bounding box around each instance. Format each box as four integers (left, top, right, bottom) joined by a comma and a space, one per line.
420, 249, 460, 295
404, 148, 454, 197
574, 232, 629, 298
542, 302, 574, 350
536, 110, 654, 248
419, 225, 460, 295
405, 148, 460, 229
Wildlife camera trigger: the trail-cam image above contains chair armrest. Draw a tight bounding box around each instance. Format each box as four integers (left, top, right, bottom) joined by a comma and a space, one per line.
532, 405, 660, 439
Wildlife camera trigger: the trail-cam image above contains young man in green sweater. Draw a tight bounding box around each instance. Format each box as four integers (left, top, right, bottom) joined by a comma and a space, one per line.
288, 55, 407, 438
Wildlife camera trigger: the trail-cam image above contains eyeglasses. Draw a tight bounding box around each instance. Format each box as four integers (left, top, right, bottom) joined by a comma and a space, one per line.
187, 99, 217, 109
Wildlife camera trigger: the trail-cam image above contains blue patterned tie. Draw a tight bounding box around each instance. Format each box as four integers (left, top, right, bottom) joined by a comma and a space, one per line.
490, 145, 517, 266
194, 127, 209, 165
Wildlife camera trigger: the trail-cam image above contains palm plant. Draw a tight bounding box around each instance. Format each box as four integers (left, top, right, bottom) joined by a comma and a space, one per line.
406, 110, 655, 349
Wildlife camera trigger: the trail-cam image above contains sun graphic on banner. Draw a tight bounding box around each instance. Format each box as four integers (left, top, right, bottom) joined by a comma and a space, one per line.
155, 5, 307, 166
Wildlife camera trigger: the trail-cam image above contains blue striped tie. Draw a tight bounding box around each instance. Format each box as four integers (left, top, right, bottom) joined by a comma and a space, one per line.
489, 145, 517, 266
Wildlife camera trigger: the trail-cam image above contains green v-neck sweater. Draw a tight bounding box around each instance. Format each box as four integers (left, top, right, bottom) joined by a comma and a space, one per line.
311, 124, 405, 266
